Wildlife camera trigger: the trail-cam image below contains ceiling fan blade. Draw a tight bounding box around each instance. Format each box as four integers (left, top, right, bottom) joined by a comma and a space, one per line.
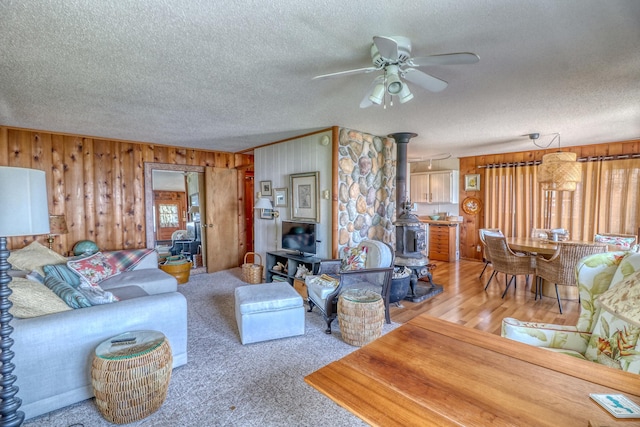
359, 76, 384, 108
409, 52, 479, 67
402, 68, 448, 92
373, 36, 399, 61
313, 66, 378, 80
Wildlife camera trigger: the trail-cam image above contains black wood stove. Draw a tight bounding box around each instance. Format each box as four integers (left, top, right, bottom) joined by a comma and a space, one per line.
389, 132, 443, 302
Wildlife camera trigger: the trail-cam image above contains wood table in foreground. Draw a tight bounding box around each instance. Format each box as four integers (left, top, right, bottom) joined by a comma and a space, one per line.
305, 315, 640, 427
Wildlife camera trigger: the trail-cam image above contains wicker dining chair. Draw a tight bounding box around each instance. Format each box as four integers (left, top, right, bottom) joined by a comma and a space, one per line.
483, 234, 536, 298
535, 241, 608, 314
478, 228, 503, 279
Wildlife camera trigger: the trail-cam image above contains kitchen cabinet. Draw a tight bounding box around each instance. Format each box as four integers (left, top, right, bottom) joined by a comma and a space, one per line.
410, 173, 429, 203
428, 223, 458, 262
410, 170, 459, 204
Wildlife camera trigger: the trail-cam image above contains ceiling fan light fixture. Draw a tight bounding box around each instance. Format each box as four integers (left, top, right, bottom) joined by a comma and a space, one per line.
398, 85, 413, 103
315, 36, 478, 108
384, 65, 403, 95
387, 80, 403, 95
369, 81, 385, 104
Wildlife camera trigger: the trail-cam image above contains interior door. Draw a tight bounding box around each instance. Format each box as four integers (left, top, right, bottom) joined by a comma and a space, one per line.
205, 167, 239, 273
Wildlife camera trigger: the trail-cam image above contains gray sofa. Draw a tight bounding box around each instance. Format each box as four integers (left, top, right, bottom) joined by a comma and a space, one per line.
11, 250, 188, 420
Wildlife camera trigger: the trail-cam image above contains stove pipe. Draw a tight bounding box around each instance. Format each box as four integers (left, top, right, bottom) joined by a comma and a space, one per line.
388, 132, 428, 268
389, 132, 417, 217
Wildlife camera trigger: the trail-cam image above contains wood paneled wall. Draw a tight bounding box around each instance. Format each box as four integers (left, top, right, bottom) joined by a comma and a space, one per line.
0, 126, 253, 255
459, 138, 640, 261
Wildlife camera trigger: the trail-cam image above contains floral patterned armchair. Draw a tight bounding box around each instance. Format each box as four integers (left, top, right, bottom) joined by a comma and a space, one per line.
502, 251, 640, 374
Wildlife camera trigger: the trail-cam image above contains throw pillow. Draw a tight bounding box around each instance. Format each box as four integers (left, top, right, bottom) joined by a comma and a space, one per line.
594, 234, 637, 250
43, 264, 82, 287
8, 277, 72, 318
7, 241, 67, 276
67, 252, 122, 286
43, 275, 92, 309
340, 246, 368, 271
76, 281, 119, 305
585, 268, 640, 374
584, 309, 640, 372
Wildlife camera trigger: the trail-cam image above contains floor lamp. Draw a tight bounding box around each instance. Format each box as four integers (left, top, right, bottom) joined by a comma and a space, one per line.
0, 167, 50, 426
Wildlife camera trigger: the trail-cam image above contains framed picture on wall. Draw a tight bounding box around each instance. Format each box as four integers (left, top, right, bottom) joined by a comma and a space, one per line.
465, 174, 481, 191
290, 171, 319, 222
260, 180, 272, 196
274, 187, 288, 207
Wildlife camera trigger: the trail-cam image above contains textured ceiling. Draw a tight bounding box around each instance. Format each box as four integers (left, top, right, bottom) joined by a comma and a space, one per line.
1, 0, 639, 160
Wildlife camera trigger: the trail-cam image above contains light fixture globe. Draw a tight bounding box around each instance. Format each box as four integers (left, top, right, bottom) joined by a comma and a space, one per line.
369, 80, 385, 105
385, 65, 403, 95
398, 85, 414, 103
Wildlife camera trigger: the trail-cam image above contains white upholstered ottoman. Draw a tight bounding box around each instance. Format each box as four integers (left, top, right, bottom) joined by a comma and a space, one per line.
234, 282, 305, 344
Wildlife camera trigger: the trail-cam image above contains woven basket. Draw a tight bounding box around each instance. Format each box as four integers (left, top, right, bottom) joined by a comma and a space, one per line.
159, 260, 192, 284
338, 289, 385, 347
242, 252, 263, 284
91, 339, 173, 424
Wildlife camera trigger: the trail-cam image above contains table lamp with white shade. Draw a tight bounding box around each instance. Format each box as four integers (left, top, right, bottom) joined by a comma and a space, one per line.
255, 197, 279, 249
0, 167, 50, 426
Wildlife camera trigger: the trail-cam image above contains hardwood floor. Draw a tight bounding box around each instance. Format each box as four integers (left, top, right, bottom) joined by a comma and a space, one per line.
389, 259, 580, 335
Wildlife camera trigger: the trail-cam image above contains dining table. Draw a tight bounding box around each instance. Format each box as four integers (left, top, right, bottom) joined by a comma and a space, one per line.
305, 314, 640, 426
506, 236, 559, 256
505, 237, 625, 300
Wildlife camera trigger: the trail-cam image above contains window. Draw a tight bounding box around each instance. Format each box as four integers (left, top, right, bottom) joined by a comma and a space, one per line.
159, 204, 179, 228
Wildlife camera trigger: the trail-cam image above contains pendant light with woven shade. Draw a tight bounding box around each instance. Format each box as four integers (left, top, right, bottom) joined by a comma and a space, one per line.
533, 133, 582, 191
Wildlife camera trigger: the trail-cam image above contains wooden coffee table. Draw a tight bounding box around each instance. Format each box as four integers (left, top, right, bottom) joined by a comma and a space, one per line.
305, 315, 640, 426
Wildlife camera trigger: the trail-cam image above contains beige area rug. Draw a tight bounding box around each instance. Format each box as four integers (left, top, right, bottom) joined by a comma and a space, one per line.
24, 268, 399, 427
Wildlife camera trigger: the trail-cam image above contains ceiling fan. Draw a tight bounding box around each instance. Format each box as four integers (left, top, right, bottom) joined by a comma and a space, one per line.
313, 36, 479, 108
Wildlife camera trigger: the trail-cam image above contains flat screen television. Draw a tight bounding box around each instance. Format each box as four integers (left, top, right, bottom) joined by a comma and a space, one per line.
281, 221, 317, 256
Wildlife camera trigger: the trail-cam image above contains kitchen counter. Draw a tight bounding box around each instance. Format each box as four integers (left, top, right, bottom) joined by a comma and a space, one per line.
418, 217, 462, 225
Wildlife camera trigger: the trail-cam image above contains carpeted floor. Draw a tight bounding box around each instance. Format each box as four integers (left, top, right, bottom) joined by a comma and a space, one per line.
24, 268, 399, 427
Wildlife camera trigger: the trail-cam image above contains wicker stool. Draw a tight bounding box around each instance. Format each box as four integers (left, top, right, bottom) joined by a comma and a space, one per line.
338, 289, 385, 347
91, 330, 173, 424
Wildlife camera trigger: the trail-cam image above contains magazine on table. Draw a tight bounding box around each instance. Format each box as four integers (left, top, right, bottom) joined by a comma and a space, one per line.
590, 394, 640, 418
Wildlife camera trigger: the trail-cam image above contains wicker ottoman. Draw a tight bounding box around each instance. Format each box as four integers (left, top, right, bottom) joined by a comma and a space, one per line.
91, 330, 173, 424
235, 282, 305, 344
338, 289, 385, 346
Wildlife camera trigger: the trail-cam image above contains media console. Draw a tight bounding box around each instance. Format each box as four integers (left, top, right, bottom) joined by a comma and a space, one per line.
265, 251, 322, 285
